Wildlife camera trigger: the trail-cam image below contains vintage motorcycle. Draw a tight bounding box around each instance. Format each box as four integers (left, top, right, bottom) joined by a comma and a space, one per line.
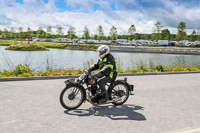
59, 70, 134, 110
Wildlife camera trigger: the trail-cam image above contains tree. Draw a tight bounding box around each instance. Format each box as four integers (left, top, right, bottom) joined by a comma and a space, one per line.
177, 22, 186, 32
83, 26, 90, 40
190, 30, 197, 42
134, 33, 140, 40
56, 27, 64, 38
26, 27, 33, 44
96, 25, 104, 42
109, 26, 117, 40
9, 28, 16, 39
67, 26, 76, 39
128, 24, 136, 40
176, 22, 187, 41
0, 28, 2, 38
37, 27, 45, 38
197, 27, 200, 41
2, 28, 9, 39
46, 26, 52, 38
161, 29, 171, 40
18, 27, 23, 41
94, 35, 98, 40
143, 34, 151, 40
153, 21, 163, 40
170, 34, 176, 41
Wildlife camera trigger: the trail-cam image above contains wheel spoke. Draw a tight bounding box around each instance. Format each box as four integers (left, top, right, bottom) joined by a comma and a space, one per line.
61, 86, 83, 109
74, 88, 80, 95
111, 84, 129, 104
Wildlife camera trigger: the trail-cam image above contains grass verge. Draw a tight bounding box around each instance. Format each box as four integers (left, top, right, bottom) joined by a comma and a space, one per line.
1, 64, 200, 78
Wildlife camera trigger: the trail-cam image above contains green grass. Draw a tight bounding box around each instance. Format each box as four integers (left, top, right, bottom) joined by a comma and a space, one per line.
34, 42, 98, 50
65, 44, 98, 51
5, 42, 49, 51
0, 39, 98, 51
1, 63, 200, 78
0, 39, 15, 46
33, 41, 67, 49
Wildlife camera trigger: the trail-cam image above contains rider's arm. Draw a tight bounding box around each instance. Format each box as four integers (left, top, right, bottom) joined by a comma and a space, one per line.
89, 60, 100, 72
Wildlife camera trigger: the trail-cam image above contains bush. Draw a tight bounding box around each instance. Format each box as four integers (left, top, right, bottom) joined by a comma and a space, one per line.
13, 64, 33, 76
155, 65, 164, 72
136, 65, 149, 73
0, 70, 14, 77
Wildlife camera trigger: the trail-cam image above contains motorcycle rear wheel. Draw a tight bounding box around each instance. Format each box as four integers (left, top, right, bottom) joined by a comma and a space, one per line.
110, 82, 129, 105
60, 84, 85, 110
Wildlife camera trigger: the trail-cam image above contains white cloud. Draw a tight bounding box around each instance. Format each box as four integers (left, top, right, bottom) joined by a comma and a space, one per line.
138, 0, 200, 30
0, 0, 156, 36
0, 0, 199, 36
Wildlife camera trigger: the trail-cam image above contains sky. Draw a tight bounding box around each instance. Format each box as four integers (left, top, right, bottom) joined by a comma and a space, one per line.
0, 0, 200, 36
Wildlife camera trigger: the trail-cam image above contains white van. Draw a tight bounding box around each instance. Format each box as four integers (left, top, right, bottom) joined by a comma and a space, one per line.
158, 40, 169, 46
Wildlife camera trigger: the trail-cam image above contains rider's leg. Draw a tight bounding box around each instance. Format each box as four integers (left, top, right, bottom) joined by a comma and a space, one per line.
97, 77, 112, 103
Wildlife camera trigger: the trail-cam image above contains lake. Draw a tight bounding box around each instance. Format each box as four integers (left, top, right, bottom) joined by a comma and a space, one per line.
0, 46, 200, 72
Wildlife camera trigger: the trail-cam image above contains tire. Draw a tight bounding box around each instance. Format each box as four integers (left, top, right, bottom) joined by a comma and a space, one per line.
60, 84, 85, 110
110, 82, 130, 106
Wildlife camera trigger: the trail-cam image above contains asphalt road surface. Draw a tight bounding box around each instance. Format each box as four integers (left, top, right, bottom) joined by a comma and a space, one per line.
0, 73, 200, 133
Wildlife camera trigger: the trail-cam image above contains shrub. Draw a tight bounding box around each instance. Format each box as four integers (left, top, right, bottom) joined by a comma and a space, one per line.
171, 65, 184, 71
155, 65, 164, 72
13, 64, 33, 76
0, 70, 14, 77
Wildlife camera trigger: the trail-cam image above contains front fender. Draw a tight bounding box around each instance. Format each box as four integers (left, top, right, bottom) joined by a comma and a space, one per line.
65, 81, 87, 101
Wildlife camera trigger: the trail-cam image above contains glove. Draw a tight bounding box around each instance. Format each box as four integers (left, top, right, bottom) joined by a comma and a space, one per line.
91, 72, 98, 79
91, 71, 102, 79
87, 68, 92, 74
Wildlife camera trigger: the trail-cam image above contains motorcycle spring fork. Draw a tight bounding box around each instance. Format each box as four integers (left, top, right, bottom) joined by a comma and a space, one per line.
86, 91, 92, 103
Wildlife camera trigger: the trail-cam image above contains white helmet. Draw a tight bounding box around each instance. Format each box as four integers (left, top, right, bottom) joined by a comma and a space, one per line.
96, 45, 110, 58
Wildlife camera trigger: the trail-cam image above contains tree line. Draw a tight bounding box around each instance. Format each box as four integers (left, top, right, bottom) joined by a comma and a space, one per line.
0, 21, 200, 41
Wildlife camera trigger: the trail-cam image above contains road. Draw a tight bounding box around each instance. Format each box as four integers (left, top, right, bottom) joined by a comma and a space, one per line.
0, 73, 200, 133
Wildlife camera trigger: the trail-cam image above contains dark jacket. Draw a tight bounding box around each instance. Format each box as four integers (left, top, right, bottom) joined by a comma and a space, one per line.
90, 53, 117, 79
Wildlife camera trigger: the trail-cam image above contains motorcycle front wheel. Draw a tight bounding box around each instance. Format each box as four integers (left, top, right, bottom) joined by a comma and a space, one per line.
60, 84, 85, 110
110, 82, 129, 105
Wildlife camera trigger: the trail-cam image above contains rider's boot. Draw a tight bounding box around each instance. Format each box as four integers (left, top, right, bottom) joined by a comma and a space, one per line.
99, 92, 108, 103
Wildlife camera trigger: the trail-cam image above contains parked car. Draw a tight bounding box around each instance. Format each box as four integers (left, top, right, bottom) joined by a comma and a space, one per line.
185, 42, 195, 46
72, 39, 79, 43
136, 40, 152, 45
115, 39, 128, 45
131, 40, 137, 45
194, 41, 200, 45
179, 40, 189, 46
79, 39, 87, 43
32, 37, 39, 41
169, 41, 177, 46
100, 40, 111, 44
158, 40, 169, 46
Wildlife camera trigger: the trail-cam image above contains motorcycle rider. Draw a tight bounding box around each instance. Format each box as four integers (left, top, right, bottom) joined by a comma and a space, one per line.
88, 45, 117, 103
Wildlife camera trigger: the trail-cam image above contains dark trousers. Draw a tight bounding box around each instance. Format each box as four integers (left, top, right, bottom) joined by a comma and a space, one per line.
97, 76, 112, 95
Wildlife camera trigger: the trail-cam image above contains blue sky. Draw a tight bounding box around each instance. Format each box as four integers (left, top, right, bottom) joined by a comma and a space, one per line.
0, 0, 200, 35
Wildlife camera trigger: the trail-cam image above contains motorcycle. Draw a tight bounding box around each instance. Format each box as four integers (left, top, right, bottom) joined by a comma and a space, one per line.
59, 70, 134, 110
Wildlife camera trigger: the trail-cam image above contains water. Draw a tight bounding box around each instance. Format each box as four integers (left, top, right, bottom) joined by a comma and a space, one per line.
0, 46, 200, 71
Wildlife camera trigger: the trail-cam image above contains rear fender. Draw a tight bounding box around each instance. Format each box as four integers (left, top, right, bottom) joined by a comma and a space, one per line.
109, 78, 134, 94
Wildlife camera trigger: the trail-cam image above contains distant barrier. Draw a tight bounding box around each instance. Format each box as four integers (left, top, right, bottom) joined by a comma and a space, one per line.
111, 46, 200, 55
